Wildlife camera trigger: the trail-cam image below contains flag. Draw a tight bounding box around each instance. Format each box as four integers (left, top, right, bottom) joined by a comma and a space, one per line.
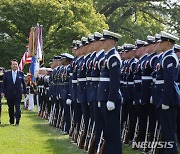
30, 24, 43, 82
19, 49, 32, 72
27, 27, 35, 57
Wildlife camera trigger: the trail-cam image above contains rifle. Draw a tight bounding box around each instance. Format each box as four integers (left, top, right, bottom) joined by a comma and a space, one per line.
69, 105, 75, 138
59, 109, 65, 131
97, 131, 105, 154
143, 116, 150, 152
72, 124, 79, 143
87, 122, 95, 154
151, 122, 160, 154
49, 103, 55, 125
132, 117, 139, 149
77, 116, 84, 147
56, 106, 62, 128
123, 114, 130, 144
84, 119, 92, 151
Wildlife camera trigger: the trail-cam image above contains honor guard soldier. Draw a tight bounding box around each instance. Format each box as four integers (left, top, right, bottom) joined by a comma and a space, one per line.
45, 68, 52, 118
61, 53, 74, 134
117, 46, 125, 99
122, 44, 137, 144
77, 35, 92, 149
71, 40, 83, 142
48, 56, 62, 125
0, 67, 4, 124
86, 34, 96, 127
97, 30, 122, 154
174, 44, 180, 145
155, 31, 180, 154
151, 34, 163, 107
54, 56, 64, 128
133, 39, 148, 143
140, 36, 157, 150
68, 40, 77, 138
89, 32, 105, 152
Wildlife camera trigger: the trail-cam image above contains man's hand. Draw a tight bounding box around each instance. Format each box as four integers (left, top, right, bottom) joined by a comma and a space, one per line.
1, 93, 4, 98
24, 94, 27, 97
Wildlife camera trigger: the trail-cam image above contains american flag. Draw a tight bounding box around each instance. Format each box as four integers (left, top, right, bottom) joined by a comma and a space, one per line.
19, 49, 32, 71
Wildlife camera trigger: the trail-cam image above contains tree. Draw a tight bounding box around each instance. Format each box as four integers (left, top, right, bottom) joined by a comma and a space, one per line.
93, 0, 171, 44
0, 0, 108, 69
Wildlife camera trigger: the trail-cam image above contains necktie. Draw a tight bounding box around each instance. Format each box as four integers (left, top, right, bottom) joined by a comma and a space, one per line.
13, 72, 16, 84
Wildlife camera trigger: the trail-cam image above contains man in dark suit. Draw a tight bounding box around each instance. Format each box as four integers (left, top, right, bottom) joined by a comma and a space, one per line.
1, 59, 27, 126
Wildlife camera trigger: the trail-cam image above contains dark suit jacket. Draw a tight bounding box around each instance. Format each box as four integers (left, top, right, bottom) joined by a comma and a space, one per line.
2, 70, 27, 101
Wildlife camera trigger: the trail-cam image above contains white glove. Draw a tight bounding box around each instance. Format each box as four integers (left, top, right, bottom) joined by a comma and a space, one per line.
49, 97, 51, 101
77, 99, 79, 103
66, 99, 72, 105
56, 96, 59, 100
150, 96, 153, 104
98, 102, 101, 108
162, 104, 169, 110
133, 101, 135, 105
59, 94, 61, 99
106, 101, 115, 111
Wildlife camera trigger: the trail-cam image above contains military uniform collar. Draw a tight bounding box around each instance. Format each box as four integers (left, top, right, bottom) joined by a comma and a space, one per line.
84, 53, 91, 59
77, 55, 84, 60
106, 47, 115, 55
157, 52, 163, 57
96, 50, 104, 57
162, 49, 173, 58
128, 58, 135, 64
139, 54, 148, 61
90, 51, 96, 57
148, 52, 156, 57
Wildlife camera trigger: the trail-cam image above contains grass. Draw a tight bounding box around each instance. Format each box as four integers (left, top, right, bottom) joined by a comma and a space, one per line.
0, 98, 179, 154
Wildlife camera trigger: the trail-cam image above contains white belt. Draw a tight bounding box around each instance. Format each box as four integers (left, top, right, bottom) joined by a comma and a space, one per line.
78, 78, 87, 82
120, 81, 124, 84
142, 76, 153, 80
72, 80, 77, 83
134, 80, 142, 83
127, 82, 134, 85
86, 77, 92, 81
155, 80, 164, 84
123, 82, 127, 84
91, 77, 100, 81
99, 78, 110, 82
69, 73, 73, 76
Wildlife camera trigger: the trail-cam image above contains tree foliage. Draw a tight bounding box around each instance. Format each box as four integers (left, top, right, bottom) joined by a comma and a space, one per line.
0, 0, 108, 69
93, 0, 180, 44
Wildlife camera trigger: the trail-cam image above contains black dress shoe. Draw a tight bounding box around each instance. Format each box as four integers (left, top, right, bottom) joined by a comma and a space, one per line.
15, 121, 19, 125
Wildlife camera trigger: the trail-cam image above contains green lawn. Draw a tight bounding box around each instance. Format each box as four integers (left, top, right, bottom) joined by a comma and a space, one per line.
0, 99, 179, 154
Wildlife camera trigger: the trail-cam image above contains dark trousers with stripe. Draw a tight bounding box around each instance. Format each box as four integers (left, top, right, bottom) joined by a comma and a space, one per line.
159, 107, 178, 154
94, 101, 104, 150
100, 101, 122, 154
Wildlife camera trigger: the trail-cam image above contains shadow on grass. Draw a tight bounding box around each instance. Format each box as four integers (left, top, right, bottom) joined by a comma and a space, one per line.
24, 110, 85, 154
0, 124, 11, 127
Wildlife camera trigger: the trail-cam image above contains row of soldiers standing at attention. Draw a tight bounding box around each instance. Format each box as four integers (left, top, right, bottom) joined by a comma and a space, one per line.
35, 30, 180, 154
